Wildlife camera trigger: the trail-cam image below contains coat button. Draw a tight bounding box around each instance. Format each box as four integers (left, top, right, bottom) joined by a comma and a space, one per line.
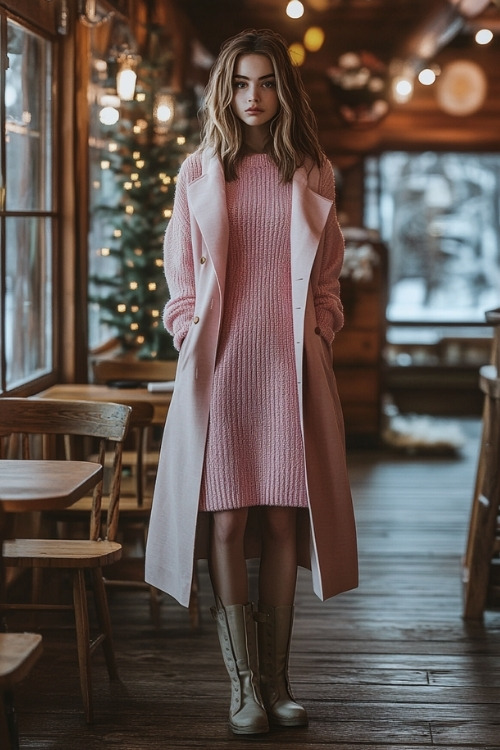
193, 316, 200, 324
314, 326, 321, 335
200, 256, 206, 264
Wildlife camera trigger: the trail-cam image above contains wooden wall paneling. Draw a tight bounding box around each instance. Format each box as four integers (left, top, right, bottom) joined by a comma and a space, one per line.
57, 11, 92, 383
0, 0, 57, 34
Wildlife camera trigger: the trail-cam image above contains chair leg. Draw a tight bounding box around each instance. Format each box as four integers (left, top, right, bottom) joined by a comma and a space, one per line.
0, 694, 13, 750
72, 570, 93, 724
90, 569, 119, 681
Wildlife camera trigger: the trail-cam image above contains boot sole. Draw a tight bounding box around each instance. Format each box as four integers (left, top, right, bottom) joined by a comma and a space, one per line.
229, 724, 270, 736
269, 716, 308, 728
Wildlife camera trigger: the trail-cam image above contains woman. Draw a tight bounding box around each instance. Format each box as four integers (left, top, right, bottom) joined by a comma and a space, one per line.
145, 28, 358, 736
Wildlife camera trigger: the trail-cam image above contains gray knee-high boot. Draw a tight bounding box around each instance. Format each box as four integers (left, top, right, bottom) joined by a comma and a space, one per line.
256, 603, 308, 727
212, 599, 269, 735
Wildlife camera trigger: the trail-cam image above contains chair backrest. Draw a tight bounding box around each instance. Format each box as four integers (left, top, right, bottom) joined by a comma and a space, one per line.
0, 398, 132, 541
92, 357, 177, 385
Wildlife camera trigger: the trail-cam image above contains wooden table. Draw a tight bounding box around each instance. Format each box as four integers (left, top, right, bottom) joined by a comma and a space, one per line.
0, 460, 103, 513
37, 384, 172, 426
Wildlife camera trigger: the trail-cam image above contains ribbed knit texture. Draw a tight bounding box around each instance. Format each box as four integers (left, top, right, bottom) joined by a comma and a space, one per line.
199, 154, 308, 511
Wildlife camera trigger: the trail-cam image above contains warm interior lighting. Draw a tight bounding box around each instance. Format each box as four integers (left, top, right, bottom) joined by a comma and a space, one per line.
117, 66, 137, 101
99, 106, 119, 126
304, 27, 325, 52
286, 1, 304, 19
418, 68, 437, 86
288, 42, 306, 66
154, 92, 175, 130
475, 28, 493, 45
393, 77, 413, 103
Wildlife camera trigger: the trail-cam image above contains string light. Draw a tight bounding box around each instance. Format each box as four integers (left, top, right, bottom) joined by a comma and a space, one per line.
154, 91, 175, 132
304, 27, 325, 52
288, 42, 306, 66
117, 304, 126, 312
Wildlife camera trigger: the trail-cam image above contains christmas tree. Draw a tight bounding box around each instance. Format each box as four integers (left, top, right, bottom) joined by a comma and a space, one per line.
90, 53, 200, 360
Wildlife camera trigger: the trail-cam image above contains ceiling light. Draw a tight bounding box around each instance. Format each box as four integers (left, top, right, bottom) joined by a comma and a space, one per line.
418, 68, 437, 86
286, 1, 304, 19
475, 28, 493, 45
99, 106, 119, 126
393, 77, 413, 103
304, 27, 325, 52
117, 67, 137, 101
288, 42, 306, 66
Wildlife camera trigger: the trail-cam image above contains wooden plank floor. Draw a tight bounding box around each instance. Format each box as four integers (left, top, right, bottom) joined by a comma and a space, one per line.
11, 417, 500, 749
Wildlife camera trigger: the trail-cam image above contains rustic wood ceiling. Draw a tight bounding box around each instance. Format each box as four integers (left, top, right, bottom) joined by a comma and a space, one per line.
180, 1, 500, 157
182, 0, 440, 64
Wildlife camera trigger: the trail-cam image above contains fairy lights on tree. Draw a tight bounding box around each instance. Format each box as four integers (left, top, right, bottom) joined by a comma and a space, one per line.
90, 52, 199, 360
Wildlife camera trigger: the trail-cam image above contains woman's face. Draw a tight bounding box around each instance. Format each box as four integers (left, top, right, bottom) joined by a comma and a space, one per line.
230, 53, 279, 130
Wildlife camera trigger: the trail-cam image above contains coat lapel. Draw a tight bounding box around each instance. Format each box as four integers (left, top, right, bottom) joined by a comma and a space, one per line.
187, 153, 229, 289
291, 164, 333, 279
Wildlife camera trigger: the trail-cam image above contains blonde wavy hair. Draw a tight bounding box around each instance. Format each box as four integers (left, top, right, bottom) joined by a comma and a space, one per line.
199, 28, 324, 182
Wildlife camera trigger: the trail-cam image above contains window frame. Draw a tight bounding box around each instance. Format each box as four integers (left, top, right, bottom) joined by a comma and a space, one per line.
0, 7, 59, 395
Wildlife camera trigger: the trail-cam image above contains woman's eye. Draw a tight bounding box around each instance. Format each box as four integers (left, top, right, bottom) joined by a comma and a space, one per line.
233, 81, 246, 89
262, 80, 276, 89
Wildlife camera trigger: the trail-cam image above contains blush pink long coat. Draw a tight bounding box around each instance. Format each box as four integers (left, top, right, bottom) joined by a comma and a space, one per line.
145, 150, 358, 608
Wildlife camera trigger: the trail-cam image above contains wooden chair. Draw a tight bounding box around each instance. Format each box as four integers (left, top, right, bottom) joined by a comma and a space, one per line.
0, 505, 43, 750
92, 357, 176, 496
463, 308, 500, 618
0, 397, 131, 723
92, 358, 200, 629
50, 401, 165, 626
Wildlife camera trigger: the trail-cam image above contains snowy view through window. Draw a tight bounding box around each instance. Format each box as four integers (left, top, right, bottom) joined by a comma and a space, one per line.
365, 152, 500, 324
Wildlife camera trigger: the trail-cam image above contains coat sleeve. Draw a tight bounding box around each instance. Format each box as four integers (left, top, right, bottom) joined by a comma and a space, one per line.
162, 157, 197, 351
313, 160, 345, 345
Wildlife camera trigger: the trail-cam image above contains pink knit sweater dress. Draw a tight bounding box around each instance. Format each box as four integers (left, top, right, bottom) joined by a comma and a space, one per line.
198, 153, 308, 512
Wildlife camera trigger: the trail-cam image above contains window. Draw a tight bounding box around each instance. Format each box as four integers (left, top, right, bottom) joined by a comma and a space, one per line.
365, 152, 500, 367
365, 152, 500, 324
0, 16, 54, 392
